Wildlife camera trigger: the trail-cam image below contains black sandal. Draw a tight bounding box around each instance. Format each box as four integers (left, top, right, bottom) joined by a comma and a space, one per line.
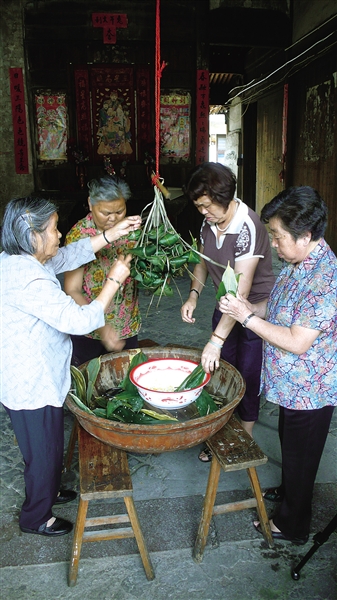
198, 447, 213, 462
263, 487, 283, 502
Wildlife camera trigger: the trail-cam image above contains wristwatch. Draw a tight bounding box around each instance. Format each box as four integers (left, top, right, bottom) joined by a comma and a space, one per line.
242, 313, 255, 328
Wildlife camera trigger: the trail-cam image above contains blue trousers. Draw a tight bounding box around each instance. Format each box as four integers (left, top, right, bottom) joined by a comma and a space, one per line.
5, 405, 64, 529
212, 308, 262, 422
274, 405, 334, 539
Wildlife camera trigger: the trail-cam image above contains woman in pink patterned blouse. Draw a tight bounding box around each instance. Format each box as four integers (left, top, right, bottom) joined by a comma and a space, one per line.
221, 186, 336, 545
64, 176, 142, 366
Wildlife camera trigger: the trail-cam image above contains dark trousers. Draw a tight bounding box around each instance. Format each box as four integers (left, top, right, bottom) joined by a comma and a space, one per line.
71, 334, 139, 367
274, 405, 334, 539
213, 308, 262, 422
5, 405, 64, 530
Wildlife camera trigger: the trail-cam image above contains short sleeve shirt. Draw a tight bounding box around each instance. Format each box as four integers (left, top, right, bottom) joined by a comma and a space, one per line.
200, 199, 275, 304
261, 239, 337, 409
65, 213, 141, 340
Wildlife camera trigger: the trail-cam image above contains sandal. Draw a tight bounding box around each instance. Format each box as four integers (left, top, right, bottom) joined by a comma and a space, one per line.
263, 487, 283, 502
198, 447, 213, 462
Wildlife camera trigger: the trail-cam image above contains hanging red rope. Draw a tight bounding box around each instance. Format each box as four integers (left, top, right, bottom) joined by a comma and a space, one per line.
153, 0, 167, 186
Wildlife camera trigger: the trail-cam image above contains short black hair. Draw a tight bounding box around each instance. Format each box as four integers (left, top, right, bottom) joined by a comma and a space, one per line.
261, 186, 327, 241
184, 162, 236, 209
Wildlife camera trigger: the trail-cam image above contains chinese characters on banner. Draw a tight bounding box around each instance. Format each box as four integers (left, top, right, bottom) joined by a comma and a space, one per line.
160, 93, 190, 161
35, 94, 67, 161
9, 68, 29, 174
92, 13, 128, 44
196, 70, 209, 164
136, 67, 152, 156
74, 69, 92, 158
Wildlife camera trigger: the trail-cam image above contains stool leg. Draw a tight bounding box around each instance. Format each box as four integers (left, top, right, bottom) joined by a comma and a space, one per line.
64, 419, 79, 473
193, 456, 221, 563
68, 498, 89, 587
124, 496, 155, 580
247, 467, 274, 548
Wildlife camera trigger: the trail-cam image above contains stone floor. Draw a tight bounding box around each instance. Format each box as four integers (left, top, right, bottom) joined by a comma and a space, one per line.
1, 255, 336, 599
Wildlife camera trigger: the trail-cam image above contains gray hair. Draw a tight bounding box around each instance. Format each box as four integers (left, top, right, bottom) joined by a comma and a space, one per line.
1, 196, 58, 255
87, 176, 131, 205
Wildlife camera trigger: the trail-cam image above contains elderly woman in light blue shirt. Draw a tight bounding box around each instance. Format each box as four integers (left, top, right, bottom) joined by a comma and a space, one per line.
1, 196, 141, 537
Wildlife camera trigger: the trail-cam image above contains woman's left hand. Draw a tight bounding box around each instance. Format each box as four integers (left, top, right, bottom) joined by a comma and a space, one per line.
106, 216, 142, 242
201, 342, 221, 374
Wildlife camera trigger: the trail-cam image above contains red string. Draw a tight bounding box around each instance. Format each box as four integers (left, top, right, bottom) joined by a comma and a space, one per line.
155, 0, 166, 178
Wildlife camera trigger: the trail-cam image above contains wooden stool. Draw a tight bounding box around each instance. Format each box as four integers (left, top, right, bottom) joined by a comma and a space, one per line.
193, 415, 274, 563
68, 425, 155, 586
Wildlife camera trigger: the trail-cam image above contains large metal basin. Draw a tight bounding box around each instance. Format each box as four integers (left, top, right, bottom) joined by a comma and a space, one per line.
66, 346, 245, 453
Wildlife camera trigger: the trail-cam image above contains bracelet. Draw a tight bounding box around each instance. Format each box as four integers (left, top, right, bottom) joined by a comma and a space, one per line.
208, 339, 223, 349
190, 288, 200, 298
242, 313, 255, 328
103, 231, 110, 245
212, 331, 226, 342
106, 276, 123, 288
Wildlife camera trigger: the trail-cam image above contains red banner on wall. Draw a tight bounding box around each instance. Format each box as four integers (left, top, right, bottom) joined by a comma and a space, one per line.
9, 68, 29, 174
196, 70, 209, 165
136, 66, 152, 159
74, 68, 92, 158
92, 13, 128, 44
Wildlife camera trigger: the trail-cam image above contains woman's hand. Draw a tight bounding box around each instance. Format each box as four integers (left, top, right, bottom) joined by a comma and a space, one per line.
107, 254, 132, 286
106, 215, 142, 242
201, 342, 221, 374
219, 293, 252, 324
181, 298, 197, 323
98, 324, 126, 352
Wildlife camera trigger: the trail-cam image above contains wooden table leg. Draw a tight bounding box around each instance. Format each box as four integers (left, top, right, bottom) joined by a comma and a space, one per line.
124, 496, 155, 580
193, 456, 221, 563
247, 467, 274, 548
68, 498, 89, 587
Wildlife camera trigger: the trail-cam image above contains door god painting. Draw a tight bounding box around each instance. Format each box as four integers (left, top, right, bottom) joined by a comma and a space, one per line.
97, 91, 132, 156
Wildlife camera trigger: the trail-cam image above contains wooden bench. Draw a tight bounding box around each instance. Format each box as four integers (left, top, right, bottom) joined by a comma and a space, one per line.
193, 415, 274, 563
68, 425, 155, 586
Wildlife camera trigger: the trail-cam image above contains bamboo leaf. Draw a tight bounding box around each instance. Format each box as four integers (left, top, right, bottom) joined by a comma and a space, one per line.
70, 365, 87, 404
216, 261, 242, 301
68, 392, 95, 414
140, 408, 179, 421
86, 357, 101, 405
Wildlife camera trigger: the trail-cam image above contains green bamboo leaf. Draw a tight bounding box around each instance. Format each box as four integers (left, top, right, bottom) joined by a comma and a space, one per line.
86, 357, 101, 405
70, 365, 87, 403
216, 261, 242, 301
120, 351, 149, 392
68, 392, 95, 414
93, 408, 108, 418
195, 389, 218, 416
175, 363, 206, 391
141, 408, 178, 421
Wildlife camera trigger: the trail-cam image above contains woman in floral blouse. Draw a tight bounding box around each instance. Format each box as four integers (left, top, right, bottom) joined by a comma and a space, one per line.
221, 186, 336, 545
64, 176, 142, 366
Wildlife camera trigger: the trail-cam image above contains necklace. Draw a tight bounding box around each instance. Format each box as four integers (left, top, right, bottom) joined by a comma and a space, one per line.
216, 222, 230, 232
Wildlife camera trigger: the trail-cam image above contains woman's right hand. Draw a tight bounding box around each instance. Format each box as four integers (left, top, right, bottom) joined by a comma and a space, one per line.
107, 254, 132, 286
181, 298, 197, 323
106, 216, 142, 242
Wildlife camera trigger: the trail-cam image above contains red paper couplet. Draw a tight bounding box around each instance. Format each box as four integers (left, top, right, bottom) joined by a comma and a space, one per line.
136, 67, 152, 158
92, 13, 128, 44
74, 68, 92, 159
196, 69, 209, 165
9, 68, 29, 174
